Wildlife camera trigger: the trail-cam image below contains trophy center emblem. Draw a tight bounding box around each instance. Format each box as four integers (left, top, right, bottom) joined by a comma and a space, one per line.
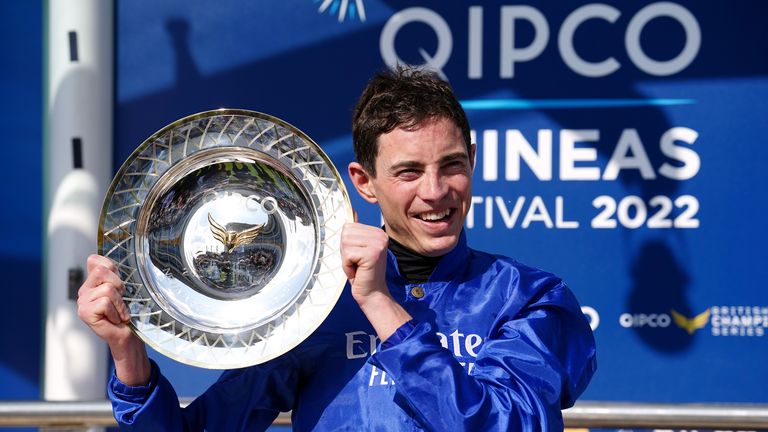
208, 213, 265, 253
189, 193, 285, 300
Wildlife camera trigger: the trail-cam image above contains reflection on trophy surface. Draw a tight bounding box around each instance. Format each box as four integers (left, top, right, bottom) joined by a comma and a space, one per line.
98, 110, 352, 369
145, 158, 306, 301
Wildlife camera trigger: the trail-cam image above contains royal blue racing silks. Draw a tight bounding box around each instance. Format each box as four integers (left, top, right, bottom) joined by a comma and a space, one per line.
109, 231, 597, 431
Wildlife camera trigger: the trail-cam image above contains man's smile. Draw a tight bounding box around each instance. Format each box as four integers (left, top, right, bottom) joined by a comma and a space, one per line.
416, 208, 453, 222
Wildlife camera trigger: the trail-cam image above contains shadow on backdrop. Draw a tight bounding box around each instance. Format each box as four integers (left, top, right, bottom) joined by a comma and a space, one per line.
627, 240, 693, 352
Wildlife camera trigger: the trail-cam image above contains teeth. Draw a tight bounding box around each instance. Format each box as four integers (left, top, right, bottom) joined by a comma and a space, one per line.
420, 209, 451, 221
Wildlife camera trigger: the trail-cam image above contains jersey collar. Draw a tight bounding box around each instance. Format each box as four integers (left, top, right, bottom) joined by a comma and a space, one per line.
385, 230, 470, 284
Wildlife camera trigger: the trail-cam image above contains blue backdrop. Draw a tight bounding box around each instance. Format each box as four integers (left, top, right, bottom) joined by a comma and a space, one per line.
0, 0, 43, 403
2, 0, 767, 429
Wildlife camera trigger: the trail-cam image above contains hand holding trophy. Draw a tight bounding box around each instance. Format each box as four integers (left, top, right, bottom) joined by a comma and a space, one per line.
98, 109, 353, 369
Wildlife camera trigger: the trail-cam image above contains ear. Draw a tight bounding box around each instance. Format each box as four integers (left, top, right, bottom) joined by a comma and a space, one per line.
348, 162, 378, 204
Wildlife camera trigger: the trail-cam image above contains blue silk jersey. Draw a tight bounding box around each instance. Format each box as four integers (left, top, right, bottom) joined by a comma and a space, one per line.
109, 231, 597, 431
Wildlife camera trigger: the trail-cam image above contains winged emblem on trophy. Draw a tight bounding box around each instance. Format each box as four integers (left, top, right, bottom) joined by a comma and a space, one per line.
208, 213, 266, 253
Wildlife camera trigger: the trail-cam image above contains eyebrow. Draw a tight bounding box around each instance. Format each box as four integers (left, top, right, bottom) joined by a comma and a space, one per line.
388, 151, 469, 172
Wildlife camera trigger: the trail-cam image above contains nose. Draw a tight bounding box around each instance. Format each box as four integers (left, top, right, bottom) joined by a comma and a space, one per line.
419, 170, 448, 202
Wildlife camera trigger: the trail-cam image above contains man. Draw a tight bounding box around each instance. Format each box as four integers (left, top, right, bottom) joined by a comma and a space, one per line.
78, 67, 596, 431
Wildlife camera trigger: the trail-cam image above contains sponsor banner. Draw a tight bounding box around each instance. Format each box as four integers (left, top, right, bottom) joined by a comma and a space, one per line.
619, 306, 768, 337
112, 0, 768, 405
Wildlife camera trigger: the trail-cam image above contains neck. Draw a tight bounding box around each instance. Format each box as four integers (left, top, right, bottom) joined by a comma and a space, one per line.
387, 236, 444, 284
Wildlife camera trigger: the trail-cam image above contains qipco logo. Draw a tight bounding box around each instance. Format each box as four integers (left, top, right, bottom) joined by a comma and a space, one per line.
619, 313, 671, 328
380, 2, 701, 80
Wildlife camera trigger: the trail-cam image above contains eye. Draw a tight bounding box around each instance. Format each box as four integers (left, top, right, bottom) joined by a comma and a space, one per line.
396, 169, 420, 180
443, 160, 467, 173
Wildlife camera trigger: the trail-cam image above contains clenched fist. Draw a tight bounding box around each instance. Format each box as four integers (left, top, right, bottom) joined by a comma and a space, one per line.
341, 222, 411, 341
77, 255, 132, 344
340, 222, 389, 302
77, 254, 150, 385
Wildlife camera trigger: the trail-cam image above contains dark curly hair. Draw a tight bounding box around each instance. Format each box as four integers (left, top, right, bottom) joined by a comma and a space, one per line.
352, 66, 471, 176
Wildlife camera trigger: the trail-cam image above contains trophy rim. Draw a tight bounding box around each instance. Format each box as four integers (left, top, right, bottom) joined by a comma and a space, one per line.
98, 108, 354, 369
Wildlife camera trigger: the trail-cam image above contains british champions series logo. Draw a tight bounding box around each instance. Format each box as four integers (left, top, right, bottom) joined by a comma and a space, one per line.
711, 306, 767, 337
620, 306, 767, 337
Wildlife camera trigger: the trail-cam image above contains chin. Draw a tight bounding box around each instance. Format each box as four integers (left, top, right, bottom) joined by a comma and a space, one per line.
419, 235, 460, 257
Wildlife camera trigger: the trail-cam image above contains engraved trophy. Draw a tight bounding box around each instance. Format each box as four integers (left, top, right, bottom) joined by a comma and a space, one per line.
98, 109, 353, 369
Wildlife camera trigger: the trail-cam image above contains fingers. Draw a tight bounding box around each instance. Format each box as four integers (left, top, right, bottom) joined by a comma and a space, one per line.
83, 259, 124, 293
79, 256, 130, 326
340, 222, 389, 280
77, 283, 130, 325
341, 222, 388, 248
94, 296, 125, 325
342, 262, 357, 283
81, 282, 130, 322
77, 288, 130, 328
86, 254, 117, 274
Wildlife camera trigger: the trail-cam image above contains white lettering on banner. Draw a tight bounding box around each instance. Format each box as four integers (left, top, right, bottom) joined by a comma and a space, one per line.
466, 196, 579, 229
500, 6, 549, 79
560, 130, 601, 181
710, 306, 767, 337
659, 127, 701, 180
619, 313, 672, 328
592, 195, 700, 229
475, 127, 700, 182
468, 7, 483, 79
465, 194, 699, 230
466, 126, 702, 230
505, 130, 553, 181
603, 129, 656, 181
380, 7, 452, 80
559, 4, 620, 78
380, 3, 701, 79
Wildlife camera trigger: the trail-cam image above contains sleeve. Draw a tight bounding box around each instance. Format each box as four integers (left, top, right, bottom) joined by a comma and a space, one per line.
108, 354, 301, 432
368, 283, 597, 432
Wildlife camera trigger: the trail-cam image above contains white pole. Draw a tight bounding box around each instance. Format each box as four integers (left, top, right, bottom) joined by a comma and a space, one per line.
43, 0, 113, 417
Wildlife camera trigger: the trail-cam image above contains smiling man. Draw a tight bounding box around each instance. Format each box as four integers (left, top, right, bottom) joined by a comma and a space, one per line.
79, 67, 596, 431
336, 68, 596, 430
351, 115, 472, 256
342, 111, 477, 342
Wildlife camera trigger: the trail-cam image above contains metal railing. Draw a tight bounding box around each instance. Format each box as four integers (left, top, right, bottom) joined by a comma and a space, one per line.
563, 402, 768, 429
1, 401, 767, 429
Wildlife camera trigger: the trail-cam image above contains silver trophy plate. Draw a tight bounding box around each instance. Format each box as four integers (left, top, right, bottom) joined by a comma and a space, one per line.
98, 109, 353, 369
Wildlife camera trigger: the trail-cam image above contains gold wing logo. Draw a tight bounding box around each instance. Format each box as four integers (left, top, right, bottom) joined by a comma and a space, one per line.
671, 309, 711, 335
208, 213, 265, 253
